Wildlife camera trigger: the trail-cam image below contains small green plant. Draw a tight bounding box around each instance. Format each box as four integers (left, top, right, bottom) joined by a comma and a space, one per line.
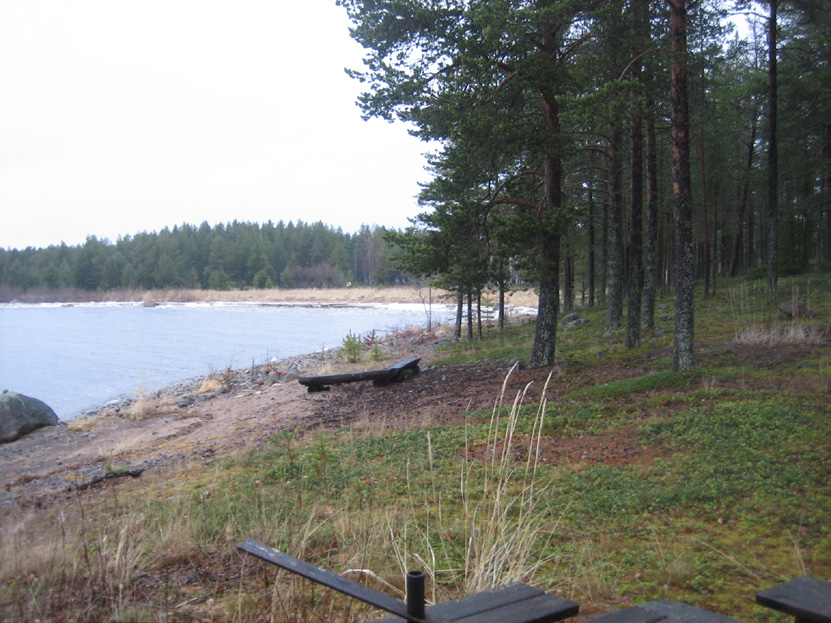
220, 365, 237, 390
103, 457, 127, 475
370, 343, 383, 361
341, 330, 363, 363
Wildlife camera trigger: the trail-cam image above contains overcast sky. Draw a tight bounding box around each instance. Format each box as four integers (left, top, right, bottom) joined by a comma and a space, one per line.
0, 0, 433, 250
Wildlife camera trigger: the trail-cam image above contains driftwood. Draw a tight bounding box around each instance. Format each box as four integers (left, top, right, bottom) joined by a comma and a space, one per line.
298, 358, 421, 393
73, 467, 144, 491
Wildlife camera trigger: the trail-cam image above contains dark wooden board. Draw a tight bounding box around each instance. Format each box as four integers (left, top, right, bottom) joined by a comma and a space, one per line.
756, 576, 831, 623
639, 601, 744, 622
298, 358, 421, 391
298, 368, 393, 387
455, 592, 578, 623
373, 584, 546, 623
385, 358, 422, 372
240, 539, 577, 623
238, 540, 448, 623
589, 606, 667, 623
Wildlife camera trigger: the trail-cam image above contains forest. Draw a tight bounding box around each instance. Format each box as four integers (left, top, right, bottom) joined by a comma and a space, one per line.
0, 221, 411, 292
2, 0, 828, 372
339, 0, 829, 370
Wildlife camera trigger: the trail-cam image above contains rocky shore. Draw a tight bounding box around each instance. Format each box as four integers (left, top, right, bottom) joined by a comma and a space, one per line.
0, 324, 456, 510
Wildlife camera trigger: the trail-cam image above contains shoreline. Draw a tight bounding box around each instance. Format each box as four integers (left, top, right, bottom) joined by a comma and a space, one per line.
2, 297, 477, 421
0, 285, 540, 307
3, 292, 538, 421
0, 321, 457, 507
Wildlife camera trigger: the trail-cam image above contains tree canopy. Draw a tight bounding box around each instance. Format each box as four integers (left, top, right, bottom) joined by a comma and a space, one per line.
339, 0, 830, 370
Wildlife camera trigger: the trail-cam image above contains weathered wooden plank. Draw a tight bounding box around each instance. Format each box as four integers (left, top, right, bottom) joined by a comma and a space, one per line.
298, 368, 394, 389
373, 584, 546, 623
454, 592, 578, 623
298, 358, 421, 391
385, 358, 422, 372
374, 358, 421, 386
241, 539, 575, 623
639, 601, 744, 622
588, 606, 667, 623
237, 541, 449, 623
756, 576, 831, 623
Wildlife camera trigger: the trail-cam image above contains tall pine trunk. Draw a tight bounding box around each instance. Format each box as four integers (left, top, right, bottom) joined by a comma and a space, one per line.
455, 291, 463, 339
563, 244, 574, 312
530, 147, 562, 368
643, 108, 659, 330
467, 291, 474, 340
497, 260, 506, 331
529, 23, 563, 368
767, 0, 779, 298
729, 114, 757, 276
669, 0, 695, 372
588, 182, 596, 307
824, 124, 831, 262
699, 119, 711, 297
600, 198, 609, 305
605, 122, 624, 331
626, 0, 646, 349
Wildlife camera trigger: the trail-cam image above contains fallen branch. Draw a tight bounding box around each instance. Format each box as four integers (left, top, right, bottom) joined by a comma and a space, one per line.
74, 467, 144, 491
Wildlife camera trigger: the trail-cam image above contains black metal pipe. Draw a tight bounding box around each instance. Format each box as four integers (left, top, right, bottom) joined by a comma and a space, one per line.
406, 570, 425, 620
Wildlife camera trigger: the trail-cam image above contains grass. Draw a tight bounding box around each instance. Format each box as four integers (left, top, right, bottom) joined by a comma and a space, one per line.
1, 272, 829, 622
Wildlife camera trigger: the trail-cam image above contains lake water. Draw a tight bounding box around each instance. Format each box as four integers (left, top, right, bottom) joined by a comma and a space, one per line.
0, 302, 453, 419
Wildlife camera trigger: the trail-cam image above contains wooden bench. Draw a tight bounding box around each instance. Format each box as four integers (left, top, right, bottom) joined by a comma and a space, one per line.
237, 540, 578, 623
298, 357, 421, 393
756, 576, 831, 623
588, 600, 744, 622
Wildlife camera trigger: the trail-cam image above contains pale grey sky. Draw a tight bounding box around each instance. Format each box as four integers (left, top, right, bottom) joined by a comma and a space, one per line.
0, 0, 431, 250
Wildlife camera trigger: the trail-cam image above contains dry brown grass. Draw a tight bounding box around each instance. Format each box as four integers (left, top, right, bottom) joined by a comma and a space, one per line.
196, 376, 224, 394
66, 412, 106, 432
108, 436, 142, 457
735, 324, 828, 345
125, 391, 178, 421
0, 512, 67, 584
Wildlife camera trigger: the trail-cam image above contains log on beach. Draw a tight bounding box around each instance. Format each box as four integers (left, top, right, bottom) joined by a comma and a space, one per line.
298, 358, 421, 392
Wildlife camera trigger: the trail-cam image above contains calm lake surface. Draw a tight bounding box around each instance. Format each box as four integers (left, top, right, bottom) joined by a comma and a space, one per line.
0, 302, 453, 419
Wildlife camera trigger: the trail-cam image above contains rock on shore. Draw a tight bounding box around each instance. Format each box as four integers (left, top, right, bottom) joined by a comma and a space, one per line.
0, 390, 59, 442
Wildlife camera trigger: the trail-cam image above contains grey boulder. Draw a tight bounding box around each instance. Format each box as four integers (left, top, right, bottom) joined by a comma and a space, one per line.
0, 391, 59, 443
778, 300, 815, 319
561, 312, 580, 326
566, 318, 589, 329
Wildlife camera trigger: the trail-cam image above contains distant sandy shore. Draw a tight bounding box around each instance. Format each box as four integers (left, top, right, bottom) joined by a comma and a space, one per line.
2, 285, 540, 308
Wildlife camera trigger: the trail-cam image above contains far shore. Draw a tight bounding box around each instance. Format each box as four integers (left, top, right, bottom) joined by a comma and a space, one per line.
1, 285, 540, 308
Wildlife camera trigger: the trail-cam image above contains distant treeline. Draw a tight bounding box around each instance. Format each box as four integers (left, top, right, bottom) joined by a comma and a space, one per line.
0, 221, 413, 292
